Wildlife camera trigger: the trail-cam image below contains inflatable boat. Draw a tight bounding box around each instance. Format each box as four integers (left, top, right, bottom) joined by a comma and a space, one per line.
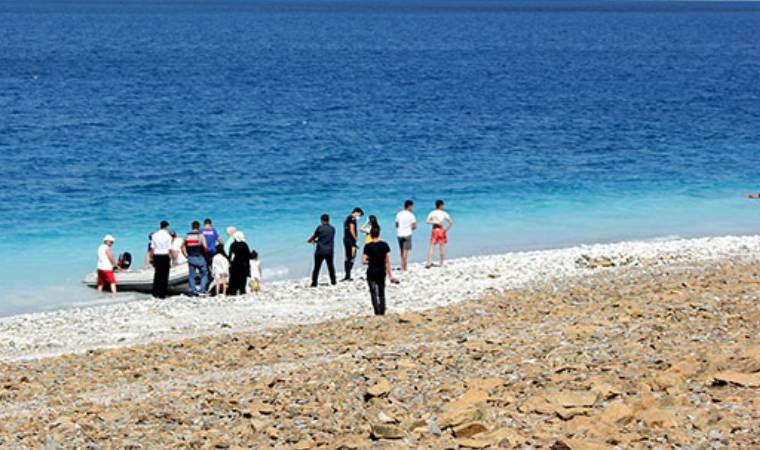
83, 263, 190, 294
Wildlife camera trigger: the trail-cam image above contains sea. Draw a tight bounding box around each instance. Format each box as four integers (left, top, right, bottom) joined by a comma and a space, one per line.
1, 0, 759, 316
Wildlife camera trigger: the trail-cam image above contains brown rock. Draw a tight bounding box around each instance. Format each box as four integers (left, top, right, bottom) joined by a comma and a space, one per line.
250, 402, 275, 415
713, 371, 760, 387
465, 377, 504, 392
250, 418, 267, 432
292, 440, 314, 450
480, 428, 523, 447
376, 411, 397, 424
588, 381, 623, 400
576, 255, 615, 269
670, 356, 702, 377
452, 422, 488, 438
654, 371, 685, 390
396, 358, 417, 369
456, 437, 491, 449
552, 438, 610, 450
599, 401, 634, 425
564, 325, 598, 339
370, 423, 406, 440
446, 388, 488, 411
631, 392, 657, 413
366, 379, 391, 398
548, 390, 598, 408
265, 426, 279, 439
487, 394, 515, 406
564, 415, 596, 434
331, 435, 367, 450
742, 345, 760, 362
398, 312, 425, 324
556, 407, 588, 420
438, 407, 483, 429
462, 388, 489, 403
519, 395, 555, 414
50, 416, 77, 429
638, 408, 680, 428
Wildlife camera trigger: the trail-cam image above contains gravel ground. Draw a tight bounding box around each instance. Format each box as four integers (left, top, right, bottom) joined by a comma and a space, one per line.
0, 236, 758, 449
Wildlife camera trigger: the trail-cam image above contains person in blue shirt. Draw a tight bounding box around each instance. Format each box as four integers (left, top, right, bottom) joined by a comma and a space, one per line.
202, 218, 224, 266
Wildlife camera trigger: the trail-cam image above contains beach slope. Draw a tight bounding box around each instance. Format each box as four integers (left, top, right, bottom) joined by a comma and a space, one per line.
1, 237, 759, 448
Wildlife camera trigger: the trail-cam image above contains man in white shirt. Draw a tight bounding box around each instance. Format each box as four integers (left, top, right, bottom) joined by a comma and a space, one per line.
150, 220, 173, 298
395, 199, 417, 272
426, 199, 453, 268
97, 234, 118, 297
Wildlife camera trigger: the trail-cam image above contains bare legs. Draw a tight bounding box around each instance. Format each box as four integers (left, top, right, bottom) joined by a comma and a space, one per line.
400, 248, 410, 271
426, 242, 445, 267
98, 284, 117, 298
215, 277, 228, 297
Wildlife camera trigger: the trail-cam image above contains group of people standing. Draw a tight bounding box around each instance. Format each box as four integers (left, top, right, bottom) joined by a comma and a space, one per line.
96, 200, 452, 317
96, 218, 262, 298
308, 199, 453, 315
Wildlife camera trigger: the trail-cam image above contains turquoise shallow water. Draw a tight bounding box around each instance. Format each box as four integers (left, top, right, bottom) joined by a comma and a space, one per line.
1, 0, 760, 315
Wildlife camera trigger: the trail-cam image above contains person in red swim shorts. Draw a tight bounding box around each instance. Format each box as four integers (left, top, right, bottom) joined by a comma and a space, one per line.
97, 234, 119, 297
426, 199, 454, 268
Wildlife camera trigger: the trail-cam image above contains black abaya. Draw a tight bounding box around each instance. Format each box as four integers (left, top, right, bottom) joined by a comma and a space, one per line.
228, 240, 251, 295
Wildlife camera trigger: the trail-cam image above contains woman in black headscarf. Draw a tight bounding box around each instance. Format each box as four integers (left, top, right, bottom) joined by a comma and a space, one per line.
227, 231, 251, 296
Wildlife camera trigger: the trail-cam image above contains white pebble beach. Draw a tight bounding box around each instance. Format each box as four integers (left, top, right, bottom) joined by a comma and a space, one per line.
1, 234, 758, 362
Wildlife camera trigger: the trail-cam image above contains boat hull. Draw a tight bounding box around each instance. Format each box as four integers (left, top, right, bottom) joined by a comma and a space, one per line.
83, 263, 190, 294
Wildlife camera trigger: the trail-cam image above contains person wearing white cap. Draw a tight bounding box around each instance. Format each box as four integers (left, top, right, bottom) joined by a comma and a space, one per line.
97, 234, 118, 297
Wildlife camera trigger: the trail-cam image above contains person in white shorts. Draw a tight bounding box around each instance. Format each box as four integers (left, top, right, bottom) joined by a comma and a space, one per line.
212, 244, 230, 297
395, 199, 417, 272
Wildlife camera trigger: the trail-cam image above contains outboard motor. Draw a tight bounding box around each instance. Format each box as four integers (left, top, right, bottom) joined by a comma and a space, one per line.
118, 252, 133, 270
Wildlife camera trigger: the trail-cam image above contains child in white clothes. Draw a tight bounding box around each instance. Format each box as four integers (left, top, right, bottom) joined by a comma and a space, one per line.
212, 244, 230, 296
249, 250, 262, 293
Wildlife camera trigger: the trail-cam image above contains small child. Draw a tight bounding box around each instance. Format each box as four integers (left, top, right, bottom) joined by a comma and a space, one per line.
249, 250, 262, 293
212, 244, 230, 296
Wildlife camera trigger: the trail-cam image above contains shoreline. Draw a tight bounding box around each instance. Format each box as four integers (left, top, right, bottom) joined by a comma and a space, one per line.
1, 234, 759, 362
0, 227, 754, 317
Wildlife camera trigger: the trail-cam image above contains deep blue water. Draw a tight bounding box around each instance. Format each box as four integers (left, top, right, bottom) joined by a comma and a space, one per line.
1, 0, 760, 316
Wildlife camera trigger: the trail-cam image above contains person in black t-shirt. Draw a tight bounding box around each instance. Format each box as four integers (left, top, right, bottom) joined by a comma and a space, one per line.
362, 228, 396, 315
342, 207, 364, 281
308, 214, 337, 287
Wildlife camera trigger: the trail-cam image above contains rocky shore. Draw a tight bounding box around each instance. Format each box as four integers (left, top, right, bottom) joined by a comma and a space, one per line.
2, 235, 760, 362
1, 237, 759, 449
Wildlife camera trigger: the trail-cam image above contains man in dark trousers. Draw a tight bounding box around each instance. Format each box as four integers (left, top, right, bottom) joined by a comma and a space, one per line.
362, 228, 396, 315
308, 214, 337, 287
150, 220, 173, 298
342, 207, 364, 281
183, 220, 209, 296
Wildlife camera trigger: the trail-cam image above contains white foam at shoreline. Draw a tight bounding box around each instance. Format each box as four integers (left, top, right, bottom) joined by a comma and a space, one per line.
1, 234, 758, 362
